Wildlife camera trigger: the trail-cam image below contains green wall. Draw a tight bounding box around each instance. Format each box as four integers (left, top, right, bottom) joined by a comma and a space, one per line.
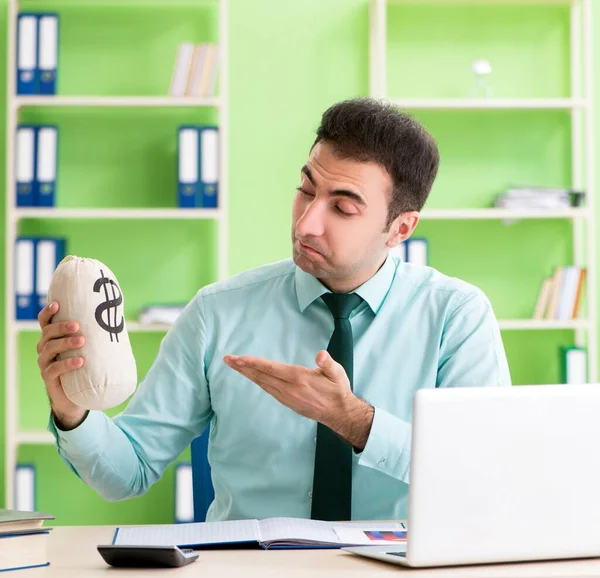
0, 0, 597, 525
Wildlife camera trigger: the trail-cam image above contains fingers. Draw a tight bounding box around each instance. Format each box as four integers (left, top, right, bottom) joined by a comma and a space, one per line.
316, 350, 344, 379
42, 356, 84, 384
38, 335, 85, 371
38, 301, 58, 330
37, 319, 80, 355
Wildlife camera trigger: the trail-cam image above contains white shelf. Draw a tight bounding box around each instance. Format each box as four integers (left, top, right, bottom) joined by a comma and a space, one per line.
420, 208, 588, 220
13, 321, 172, 333
16, 430, 55, 445
388, 0, 573, 4
498, 319, 590, 331
14, 208, 222, 221
389, 98, 586, 110
14, 96, 221, 109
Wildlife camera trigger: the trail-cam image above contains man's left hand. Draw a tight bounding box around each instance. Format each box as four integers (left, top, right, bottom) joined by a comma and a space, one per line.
223, 350, 374, 451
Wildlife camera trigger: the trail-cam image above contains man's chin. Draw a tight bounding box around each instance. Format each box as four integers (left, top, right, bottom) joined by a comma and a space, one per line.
293, 251, 325, 275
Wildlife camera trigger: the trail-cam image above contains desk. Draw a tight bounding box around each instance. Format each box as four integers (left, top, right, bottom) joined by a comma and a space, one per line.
17, 526, 600, 577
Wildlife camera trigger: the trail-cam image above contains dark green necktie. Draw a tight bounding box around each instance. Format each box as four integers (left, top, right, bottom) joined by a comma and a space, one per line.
311, 292, 363, 521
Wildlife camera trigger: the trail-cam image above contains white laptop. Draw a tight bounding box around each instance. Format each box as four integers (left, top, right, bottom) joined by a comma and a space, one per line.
344, 384, 600, 568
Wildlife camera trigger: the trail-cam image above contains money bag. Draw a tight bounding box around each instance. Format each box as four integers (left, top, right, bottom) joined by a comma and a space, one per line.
47, 256, 137, 410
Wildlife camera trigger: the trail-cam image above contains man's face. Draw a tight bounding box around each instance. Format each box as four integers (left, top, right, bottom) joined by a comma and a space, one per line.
291, 141, 417, 291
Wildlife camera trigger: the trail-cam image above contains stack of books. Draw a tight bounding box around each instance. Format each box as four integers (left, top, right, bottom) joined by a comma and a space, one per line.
169, 43, 219, 97
138, 304, 186, 326
494, 186, 584, 211
533, 266, 586, 321
0, 509, 54, 572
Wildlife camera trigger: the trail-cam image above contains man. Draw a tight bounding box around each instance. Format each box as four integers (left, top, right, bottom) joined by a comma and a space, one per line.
37, 98, 511, 523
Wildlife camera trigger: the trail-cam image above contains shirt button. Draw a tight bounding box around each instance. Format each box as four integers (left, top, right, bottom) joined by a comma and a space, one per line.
378, 458, 386, 468
313, 437, 317, 444
308, 490, 313, 498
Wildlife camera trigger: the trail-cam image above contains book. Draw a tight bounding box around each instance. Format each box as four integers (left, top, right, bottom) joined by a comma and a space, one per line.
0, 509, 54, 534
0, 531, 51, 572
533, 276, 553, 320
0, 510, 54, 572
113, 517, 407, 550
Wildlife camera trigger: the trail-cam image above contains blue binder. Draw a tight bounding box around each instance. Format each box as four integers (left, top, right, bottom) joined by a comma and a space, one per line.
35, 237, 65, 315
16, 125, 37, 207
15, 237, 37, 320
16, 13, 38, 95
191, 428, 214, 522
199, 126, 219, 208
178, 126, 199, 208
34, 125, 58, 207
37, 13, 59, 95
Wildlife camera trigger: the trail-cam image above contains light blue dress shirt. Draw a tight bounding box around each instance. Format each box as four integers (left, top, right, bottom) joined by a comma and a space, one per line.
49, 254, 511, 521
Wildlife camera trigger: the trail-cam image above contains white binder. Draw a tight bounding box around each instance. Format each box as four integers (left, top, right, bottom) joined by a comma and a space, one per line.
15, 464, 36, 512
35, 239, 58, 312
16, 126, 36, 206
38, 14, 58, 94
36, 126, 58, 206
17, 14, 38, 94
15, 238, 35, 320
174, 463, 194, 523
406, 238, 428, 267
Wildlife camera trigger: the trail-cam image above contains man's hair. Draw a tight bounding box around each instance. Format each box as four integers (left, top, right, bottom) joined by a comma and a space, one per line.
313, 98, 439, 228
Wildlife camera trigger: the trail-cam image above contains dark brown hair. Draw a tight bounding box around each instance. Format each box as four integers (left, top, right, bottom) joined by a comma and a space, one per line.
313, 98, 439, 228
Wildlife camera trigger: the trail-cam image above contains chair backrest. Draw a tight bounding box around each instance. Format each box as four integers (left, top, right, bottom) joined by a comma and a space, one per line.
190, 428, 214, 522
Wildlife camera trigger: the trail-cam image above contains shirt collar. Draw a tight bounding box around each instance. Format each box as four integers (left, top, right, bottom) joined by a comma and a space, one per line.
294, 253, 396, 315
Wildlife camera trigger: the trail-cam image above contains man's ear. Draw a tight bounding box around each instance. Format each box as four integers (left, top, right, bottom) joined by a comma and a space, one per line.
386, 211, 420, 248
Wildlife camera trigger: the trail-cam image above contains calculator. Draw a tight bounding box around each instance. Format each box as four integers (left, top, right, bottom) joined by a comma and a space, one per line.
97, 544, 200, 568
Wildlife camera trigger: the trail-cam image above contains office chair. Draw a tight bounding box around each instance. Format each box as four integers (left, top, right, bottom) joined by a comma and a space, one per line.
190, 428, 214, 522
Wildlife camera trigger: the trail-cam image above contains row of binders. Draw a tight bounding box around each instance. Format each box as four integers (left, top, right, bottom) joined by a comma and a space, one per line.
15, 237, 65, 320
17, 12, 59, 95
16, 125, 58, 207
533, 266, 586, 321
390, 238, 428, 267
178, 125, 219, 208
170, 43, 219, 98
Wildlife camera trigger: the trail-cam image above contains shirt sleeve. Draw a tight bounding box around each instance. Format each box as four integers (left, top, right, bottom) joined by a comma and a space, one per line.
47, 293, 212, 502
357, 289, 511, 483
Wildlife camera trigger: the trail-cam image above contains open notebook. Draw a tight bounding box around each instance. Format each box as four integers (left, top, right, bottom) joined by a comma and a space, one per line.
113, 517, 407, 550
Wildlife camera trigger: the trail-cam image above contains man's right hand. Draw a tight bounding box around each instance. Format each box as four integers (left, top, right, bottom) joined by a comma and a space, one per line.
37, 301, 88, 431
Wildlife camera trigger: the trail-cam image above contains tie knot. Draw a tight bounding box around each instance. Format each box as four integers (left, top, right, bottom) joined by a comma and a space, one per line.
321, 292, 363, 320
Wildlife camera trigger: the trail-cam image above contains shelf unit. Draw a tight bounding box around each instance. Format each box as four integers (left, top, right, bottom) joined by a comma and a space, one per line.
389, 98, 586, 110
12, 208, 224, 221
13, 96, 222, 108
4, 0, 229, 508
370, 0, 596, 381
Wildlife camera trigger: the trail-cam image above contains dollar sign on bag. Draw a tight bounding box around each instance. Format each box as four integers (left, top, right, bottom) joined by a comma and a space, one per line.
94, 269, 124, 342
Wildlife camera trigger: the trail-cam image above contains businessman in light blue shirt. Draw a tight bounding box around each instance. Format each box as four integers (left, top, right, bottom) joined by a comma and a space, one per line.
37, 97, 510, 522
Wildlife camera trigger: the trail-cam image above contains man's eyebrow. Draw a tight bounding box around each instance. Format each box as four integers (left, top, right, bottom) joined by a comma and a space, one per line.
301, 165, 315, 185
300, 165, 367, 207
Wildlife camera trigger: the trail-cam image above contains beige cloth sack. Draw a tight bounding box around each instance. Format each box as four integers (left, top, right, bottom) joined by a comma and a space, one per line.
47, 256, 137, 410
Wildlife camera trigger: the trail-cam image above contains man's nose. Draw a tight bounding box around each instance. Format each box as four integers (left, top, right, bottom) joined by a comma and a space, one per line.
296, 202, 325, 239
